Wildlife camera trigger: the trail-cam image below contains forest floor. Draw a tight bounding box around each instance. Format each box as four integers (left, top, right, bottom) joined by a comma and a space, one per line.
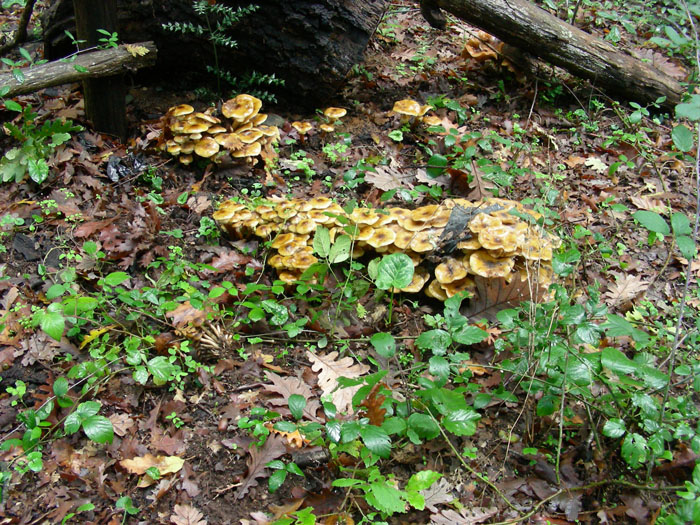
0, 1, 699, 524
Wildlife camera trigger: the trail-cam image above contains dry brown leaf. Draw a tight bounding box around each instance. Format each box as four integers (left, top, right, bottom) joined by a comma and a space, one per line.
421, 477, 455, 512
463, 276, 544, 322
585, 156, 607, 174
120, 454, 184, 476
263, 371, 321, 421
109, 412, 135, 437
166, 301, 209, 329
630, 195, 666, 213
306, 350, 370, 414
170, 504, 207, 525
604, 275, 649, 306
430, 506, 498, 524
365, 163, 415, 191
235, 435, 286, 500
466, 160, 496, 201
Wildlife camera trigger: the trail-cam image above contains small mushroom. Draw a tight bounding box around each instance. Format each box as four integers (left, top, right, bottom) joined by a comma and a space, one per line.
366, 227, 397, 249
323, 107, 347, 126
394, 267, 429, 293
291, 121, 313, 144
426, 279, 448, 301
350, 208, 380, 226
392, 99, 431, 129
169, 104, 194, 118
441, 276, 476, 298
232, 142, 262, 159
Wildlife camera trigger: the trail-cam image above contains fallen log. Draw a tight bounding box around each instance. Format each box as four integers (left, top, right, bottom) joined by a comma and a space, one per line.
426, 0, 683, 109
0, 41, 157, 98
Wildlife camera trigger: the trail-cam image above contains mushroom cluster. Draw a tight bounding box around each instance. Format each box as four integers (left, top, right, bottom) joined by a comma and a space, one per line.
159, 94, 280, 165
213, 196, 560, 299
392, 99, 442, 128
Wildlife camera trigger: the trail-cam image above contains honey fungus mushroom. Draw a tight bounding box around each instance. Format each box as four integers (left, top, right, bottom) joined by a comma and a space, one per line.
213, 195, 560, 302
392, 99, 432, 129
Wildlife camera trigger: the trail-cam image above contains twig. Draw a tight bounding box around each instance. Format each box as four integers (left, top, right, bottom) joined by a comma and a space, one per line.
0, 0, 38, 55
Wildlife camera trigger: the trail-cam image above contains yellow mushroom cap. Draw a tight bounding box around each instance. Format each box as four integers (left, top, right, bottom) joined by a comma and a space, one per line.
441, 276, 476, 298
410, 205, 441, 222
319, 123, 335, 133
422, 115, 442, 127
456, 237, 481, 250
252, 113, 268, 126
207, 125, 227, 134
469, 250, 515, 278
270, 233, 299, 249
366, 227, 397, 248
183, 121, 210, 134
292, 121, 313, 134
395, 267, 429, 293
290, 218, 317, 235
426, 279, 448, 301
323, 107, 347, 120
350, 208, 380, 225
222, 94, 262, 121
392, 99, 422, 116
435, 257, 469, 284
232, 142, 262, 158
308, 196, 334, 209
238, 128, 264, 144
192, 112, 221, 124
179, 154, 193, 165
410, 230, 439, 253
518, 237, 555, 261
277, 270, 301, 283
392, 229, 415, 250
216, 133, 244, 150
194, 137, 220, 158
478, 225, 524, 252
468, 213, 502, 233
212, 201, 247, 222
169, 104, 194, 117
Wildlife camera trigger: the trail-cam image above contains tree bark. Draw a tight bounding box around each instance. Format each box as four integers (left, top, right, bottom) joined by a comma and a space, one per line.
42, 0, 388, 109
431, 0, 683, 109
73, 0, 126, 139
0, 42, 157, 98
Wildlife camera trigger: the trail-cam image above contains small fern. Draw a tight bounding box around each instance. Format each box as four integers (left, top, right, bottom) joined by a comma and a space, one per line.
162, 1, 283, 100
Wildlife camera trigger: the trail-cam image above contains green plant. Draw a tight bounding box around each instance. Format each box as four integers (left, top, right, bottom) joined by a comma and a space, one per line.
0, 98, 82, 184
162, 1, 283, 102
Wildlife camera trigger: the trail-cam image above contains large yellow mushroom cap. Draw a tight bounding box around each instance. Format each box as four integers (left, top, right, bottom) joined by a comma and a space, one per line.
323, 107, 347, 121
194, 137, 220, 158
392, 99, 422, 116
469, 250, 515, 278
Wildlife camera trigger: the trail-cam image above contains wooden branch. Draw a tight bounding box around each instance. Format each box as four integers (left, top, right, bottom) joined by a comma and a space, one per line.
0, 41, 157, 98
431, 0, 683, 109
0, 0, 38, 55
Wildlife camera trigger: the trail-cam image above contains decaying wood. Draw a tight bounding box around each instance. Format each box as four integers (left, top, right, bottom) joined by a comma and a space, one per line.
428, 0, 683, 108
0, 41, 157, 98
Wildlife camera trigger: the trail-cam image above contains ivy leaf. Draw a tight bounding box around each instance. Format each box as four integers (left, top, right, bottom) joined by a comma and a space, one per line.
103, 271, 130, 286
82, 415, 114, 444
415, 329, 451, 355
407, 413, 440, 441
288, 394, 306, 421
268, 469, 287, 493
374, 253, 414, 290
602, 347, 638, 375
366, 480, 406, 515
621, 433, 648, 468
672, 124, 694, 152
370, 332, 396, 358
40, 310, 65, 341
147, 356, 178, 385
603, 418, 627, 438
632, 210, 670, 235
442, 408, 480, 436
313, 225, 331, 258
359, 424, 391, 458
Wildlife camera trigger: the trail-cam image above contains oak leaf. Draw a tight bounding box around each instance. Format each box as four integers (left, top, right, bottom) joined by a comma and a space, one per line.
263, 371, 321, 421
463, 276, 545, 322
120, 454, 184, 476
604, 275, 648, 306
125, 44, 150, 57
306, 351, 370, 414
365, 163, 414, 191
235, 435, 286, 499
421, 477, 455, 512
170, 504, 207, 525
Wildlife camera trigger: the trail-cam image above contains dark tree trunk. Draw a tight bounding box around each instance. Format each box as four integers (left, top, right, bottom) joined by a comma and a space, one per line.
73, 0, 127, 139
428, 0, 682, 109
43, 0, 388, 108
